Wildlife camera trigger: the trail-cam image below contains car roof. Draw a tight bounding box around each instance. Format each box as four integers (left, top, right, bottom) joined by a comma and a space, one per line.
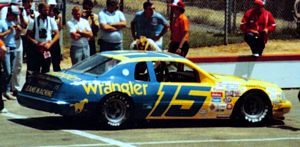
99, 50, 188, 62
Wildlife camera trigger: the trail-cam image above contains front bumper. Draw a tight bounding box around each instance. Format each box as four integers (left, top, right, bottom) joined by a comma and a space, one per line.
272, 100, 292, 119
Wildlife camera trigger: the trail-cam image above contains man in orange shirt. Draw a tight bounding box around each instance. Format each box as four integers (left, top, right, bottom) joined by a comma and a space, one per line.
168, 0, 189, 57
0, 39, 7, 112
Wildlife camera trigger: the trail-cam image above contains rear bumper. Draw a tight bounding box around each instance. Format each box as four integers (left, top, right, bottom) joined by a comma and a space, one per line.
17, 93, 82, 116
272, 100, 292, 119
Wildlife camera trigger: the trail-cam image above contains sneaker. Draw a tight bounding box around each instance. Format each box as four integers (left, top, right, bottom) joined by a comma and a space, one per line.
0, 108, 8, 113
253, 53, 260, 57
2, 95, 7, 101
3, 92, 16, 100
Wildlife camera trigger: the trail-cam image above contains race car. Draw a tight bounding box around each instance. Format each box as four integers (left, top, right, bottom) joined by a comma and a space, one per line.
17, 51, 292, 128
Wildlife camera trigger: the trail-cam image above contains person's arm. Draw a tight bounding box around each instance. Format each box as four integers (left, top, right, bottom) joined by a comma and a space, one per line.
110, 11, 127, 29
130, 20, 137, 39
77, 29, 93, 38
25, 19, 39, 45
20, 8, 29, 29
100, 23, 117, 32
90, 14, 99, 36
265, 12, 276, 33
77, 20, 93, 38
153, 14, 169, 41
0, 25, 13, 38
0, 40, 7, 61
111, 20, 126, 29
154, 23, 169, 41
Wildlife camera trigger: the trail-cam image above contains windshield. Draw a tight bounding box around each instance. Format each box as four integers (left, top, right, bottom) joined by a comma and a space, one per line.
70, 55, 120, 75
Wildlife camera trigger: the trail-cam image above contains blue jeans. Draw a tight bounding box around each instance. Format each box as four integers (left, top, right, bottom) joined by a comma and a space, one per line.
99, 39, 122, 52
70, 45, 90, 65
2, 47, 17, 93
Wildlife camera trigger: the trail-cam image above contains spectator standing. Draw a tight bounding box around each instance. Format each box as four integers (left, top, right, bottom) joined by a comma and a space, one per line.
1, 2, 26, 97
48, 0, 62, 71
26, 3, 59, 73
131, 1, 169, 49
240, 0, 276, 57
0, 6, 21, 100
168, 0, 189, 57
98, 0, 126, 51
67, 6, 93, 65
82, 0, 99, 56
0, 39, 7, 112
21, 0, 40, 79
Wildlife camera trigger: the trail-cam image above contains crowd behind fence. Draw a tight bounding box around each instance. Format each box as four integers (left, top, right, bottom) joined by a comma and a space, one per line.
65, 0, 300, 48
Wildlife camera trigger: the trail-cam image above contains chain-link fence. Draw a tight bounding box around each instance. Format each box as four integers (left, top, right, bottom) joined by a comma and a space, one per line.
66, 0, 300, 48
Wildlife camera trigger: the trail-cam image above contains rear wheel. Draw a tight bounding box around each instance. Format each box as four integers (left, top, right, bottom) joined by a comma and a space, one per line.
234, 92, 272, 125
99, 93, 132, 129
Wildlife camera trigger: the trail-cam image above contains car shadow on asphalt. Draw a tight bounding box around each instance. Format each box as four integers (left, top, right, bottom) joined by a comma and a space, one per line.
8, 116, 297, 131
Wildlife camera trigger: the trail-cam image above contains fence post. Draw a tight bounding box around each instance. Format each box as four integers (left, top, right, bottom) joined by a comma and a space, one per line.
224, 0, 229, 45
232, 0, 237, 33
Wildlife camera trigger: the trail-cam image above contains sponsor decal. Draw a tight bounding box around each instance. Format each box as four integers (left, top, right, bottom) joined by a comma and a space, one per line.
24, 85, 54, 97
199, 109, 208, 115
217, 114, 230, 118
210, 103, 215, 111
224, 97, 232, 103
216, 104, 226, 112
70, 99, 88, 113
225, 90, 240, 97
226, 104, 233, 110
82, 82, 148, 96
212, 97, 221, 103
211, 91, 223, 97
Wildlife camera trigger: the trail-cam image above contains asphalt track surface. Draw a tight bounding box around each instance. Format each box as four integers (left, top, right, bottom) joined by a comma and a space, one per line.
1, 78, 300, 147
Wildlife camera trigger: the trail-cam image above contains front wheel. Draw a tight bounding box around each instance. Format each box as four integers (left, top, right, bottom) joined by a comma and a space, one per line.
235, 92, 272, 125
99, 93, 132, 129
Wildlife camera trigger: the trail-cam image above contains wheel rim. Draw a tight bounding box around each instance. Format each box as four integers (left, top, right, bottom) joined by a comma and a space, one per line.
242, 95, 267, 122
104, 99, 127, 124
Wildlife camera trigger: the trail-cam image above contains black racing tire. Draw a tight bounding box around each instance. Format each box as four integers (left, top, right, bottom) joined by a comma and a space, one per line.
99, 93, 133, 129
234, 92, 272, 125
294, 0, 300, 20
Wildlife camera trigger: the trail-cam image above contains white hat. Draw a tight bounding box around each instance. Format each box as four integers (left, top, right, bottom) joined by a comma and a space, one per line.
9, 5, 20, 15
47, 0, 57, 5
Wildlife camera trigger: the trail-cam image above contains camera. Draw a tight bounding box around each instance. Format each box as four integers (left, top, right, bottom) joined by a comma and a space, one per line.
39, 28, 47, 39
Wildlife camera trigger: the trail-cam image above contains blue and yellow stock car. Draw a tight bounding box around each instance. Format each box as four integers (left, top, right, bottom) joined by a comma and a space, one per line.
17, 51, 291, 128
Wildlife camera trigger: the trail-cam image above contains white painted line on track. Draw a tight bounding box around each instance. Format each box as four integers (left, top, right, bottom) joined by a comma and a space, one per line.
2, 112, 300, 147
1, 112, 135, 147
63, 130, 135, 147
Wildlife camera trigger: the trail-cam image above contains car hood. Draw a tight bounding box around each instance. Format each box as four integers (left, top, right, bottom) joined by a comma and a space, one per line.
210, 73, 279, 88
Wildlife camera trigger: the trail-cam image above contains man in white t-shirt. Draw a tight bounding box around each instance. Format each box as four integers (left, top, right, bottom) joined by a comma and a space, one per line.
26, 3, 59, 73
98, 0, 126, 52
67, 6, 93, 65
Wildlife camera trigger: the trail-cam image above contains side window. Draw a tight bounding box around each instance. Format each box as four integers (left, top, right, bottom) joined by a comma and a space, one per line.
153, 61, 200, 83
134, 62, 150, 81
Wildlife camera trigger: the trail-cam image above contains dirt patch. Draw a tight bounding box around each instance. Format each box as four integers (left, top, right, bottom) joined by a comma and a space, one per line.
187, 39, 300, 57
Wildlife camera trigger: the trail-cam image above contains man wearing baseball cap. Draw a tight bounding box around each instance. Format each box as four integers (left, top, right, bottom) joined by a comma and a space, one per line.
240, 0, 276, 57
168, 0, 189, 58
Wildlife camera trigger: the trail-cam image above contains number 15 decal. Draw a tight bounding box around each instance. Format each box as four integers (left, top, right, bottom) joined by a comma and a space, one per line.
147, 84, 211, 119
